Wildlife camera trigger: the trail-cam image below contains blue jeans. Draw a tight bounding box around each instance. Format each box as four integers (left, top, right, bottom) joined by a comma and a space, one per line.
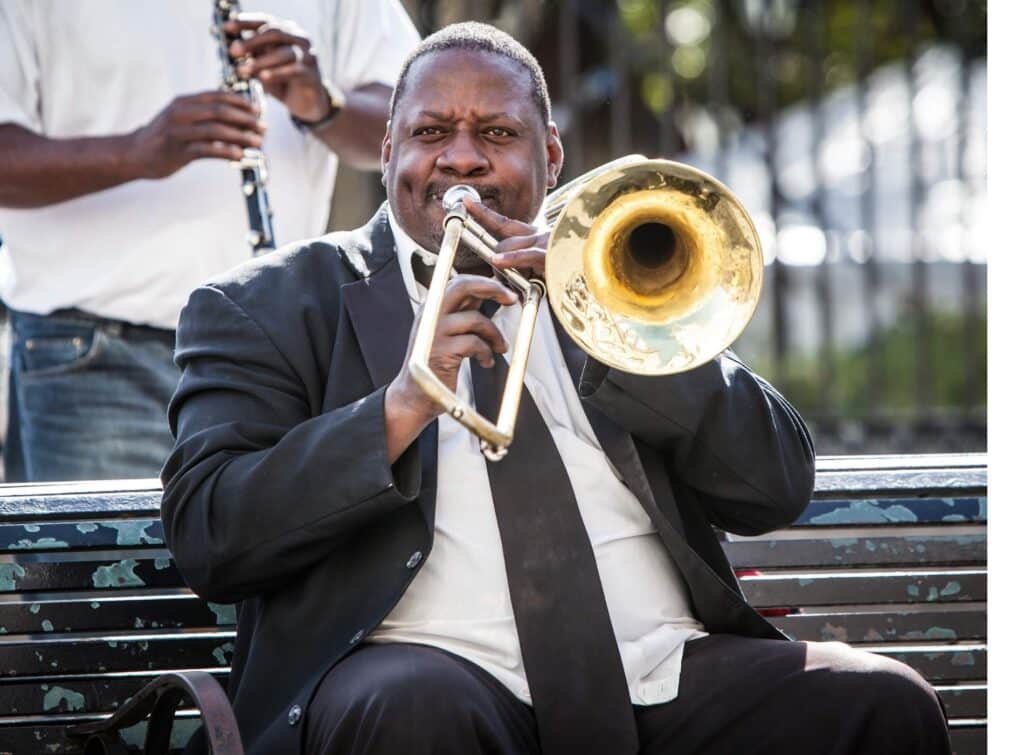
4, 309, 178, 481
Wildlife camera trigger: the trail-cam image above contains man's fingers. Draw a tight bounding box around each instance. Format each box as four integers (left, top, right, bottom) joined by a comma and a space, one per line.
440, 274, 517, 315
223, 12, 276, 30
495, 230, 549, 254
239, 45, 304, 77
464, 198, 536, 239
258, 63, 307, 85
177, 91, 259, 116
231, 28, 311, 60
439, 312, 508, 354
491, 249, 547, 279
188, 104, 264, 131
491, 249, 546, 267
183, 142, 245, 162
180, 123, 262, 149
167, 97, 263, 144
446, 335, 498, 369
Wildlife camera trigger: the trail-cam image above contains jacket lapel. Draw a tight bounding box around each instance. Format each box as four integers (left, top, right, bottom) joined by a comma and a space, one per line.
343, 255, 412, 389
339, 206, 412, 389
339, 207, 438, 528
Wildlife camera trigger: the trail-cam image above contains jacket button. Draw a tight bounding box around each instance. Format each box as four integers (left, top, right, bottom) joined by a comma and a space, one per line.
287, 704, 302, 726
406, 551, 423, 569
350, 629, 365, 645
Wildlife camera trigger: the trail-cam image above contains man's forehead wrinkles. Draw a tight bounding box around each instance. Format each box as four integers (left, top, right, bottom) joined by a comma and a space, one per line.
413, 109, 529, 125
419, 109, 455, 121
478, 112, 528, 125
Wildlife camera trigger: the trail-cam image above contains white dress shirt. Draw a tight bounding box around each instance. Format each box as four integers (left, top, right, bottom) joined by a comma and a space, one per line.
0, 0, 419, 328
368, 206, 707, 706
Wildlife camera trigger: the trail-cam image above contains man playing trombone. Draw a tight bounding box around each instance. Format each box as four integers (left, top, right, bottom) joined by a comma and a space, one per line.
162, 21, 950, 755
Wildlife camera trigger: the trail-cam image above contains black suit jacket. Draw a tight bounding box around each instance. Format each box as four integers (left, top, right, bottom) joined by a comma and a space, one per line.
161, 205, 816, 755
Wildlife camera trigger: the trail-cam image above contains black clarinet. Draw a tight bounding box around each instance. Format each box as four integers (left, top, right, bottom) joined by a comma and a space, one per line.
211, 0, 276, 254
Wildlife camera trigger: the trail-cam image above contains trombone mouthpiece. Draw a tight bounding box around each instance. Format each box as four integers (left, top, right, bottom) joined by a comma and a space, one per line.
442, 185, 481, 213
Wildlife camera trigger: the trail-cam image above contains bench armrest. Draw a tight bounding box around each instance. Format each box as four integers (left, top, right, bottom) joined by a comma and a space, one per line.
65, 671, 243, 755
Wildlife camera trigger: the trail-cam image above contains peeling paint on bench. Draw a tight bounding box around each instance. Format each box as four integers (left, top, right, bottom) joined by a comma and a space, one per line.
91, 559, 145, 588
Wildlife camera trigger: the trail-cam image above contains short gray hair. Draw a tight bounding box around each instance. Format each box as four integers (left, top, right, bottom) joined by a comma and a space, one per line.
389, 21, 552, 124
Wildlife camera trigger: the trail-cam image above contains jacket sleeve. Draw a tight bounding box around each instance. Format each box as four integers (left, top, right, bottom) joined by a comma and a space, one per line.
578, 351, 815, 536
161, 284, 421, 604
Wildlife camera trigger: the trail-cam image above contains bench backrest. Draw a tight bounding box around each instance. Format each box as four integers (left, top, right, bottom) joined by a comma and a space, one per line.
0, 480, 223, 753
0, 455, 987, 754
730, 454, 987, 755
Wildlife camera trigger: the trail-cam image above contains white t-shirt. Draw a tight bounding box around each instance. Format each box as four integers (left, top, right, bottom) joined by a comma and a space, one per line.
368, 207, 708, 706
0, 0, 419, 328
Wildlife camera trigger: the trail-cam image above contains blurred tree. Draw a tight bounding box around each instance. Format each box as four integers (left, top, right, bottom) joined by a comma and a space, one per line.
399, 1, 986, 158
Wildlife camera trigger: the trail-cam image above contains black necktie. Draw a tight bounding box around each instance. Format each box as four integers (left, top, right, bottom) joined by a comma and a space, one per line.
470, 349, 639, 755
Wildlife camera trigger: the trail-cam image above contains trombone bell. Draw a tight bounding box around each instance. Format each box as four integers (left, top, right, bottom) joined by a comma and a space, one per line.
546, 158, 763, 376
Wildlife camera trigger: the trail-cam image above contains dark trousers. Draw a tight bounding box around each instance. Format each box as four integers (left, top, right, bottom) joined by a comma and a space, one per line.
304, 636, 951, 755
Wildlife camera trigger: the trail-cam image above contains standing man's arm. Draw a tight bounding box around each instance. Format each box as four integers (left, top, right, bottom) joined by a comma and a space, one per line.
304, 83, 392, 169
0, 96, 264, 208
0, 0, 266, 208
223, 1, 419, 170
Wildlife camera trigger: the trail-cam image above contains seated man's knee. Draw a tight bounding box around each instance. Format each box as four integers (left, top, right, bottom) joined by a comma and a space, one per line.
305, 644, 502, 754
862, 655, 947, 727
811, 642, 950, 752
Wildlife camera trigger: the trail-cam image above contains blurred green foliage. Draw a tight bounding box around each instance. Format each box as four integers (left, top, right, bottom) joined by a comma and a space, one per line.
755, 309, 987, 420
616, 0, 987, 121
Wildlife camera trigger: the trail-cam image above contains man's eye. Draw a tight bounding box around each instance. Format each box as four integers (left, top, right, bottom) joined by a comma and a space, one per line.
486, 127, 515, 138
413, 126, 444, 136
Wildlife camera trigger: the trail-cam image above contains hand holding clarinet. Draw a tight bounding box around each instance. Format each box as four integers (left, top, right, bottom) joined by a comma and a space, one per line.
129, 3, 342, 253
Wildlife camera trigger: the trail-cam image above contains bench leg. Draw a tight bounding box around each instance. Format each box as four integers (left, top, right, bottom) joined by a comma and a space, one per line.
65, 671, 244, 755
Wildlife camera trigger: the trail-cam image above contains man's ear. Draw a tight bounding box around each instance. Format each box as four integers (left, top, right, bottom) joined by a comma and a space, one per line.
381, 120, 392, 179
546, 122, 564, 189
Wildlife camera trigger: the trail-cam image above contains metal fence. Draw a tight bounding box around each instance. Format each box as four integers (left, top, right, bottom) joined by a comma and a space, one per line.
399, 0, 987, 454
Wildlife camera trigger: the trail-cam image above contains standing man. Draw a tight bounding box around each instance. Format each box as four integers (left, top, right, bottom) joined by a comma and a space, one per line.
163, 21, 950, 755
0, 0, 419, 481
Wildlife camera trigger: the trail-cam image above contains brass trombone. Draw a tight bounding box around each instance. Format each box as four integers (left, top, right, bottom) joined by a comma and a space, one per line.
408, 156, 764, 461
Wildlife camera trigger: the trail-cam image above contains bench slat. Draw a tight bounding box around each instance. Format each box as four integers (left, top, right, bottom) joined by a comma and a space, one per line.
725, 533, 986, 568
0, 715, 199, 754
0, 595, 234, 635
0, 672, 229, 717
0, 721, 988, 755
769, 608, 986, 643
868, 645, 986, 683
742, 570, 986, 607
949, 724, 987, 755
1, 635, 235, 677
0, 488, 161, 521
795, 497, 986, 526
812, 461, 986, 498
0, 556, 183, 593
937, 686, 987, 719
0, 674, 986, 721
0, 519, 164, 554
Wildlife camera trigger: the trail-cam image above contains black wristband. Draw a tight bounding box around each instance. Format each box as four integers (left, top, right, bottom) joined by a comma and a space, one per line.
291, 82, 346, 132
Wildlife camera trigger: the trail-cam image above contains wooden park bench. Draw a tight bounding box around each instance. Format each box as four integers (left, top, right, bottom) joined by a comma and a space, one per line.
0, 454, 987, 754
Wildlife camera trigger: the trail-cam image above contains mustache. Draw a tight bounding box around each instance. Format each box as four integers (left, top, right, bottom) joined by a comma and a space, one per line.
425, 183, 503, 204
